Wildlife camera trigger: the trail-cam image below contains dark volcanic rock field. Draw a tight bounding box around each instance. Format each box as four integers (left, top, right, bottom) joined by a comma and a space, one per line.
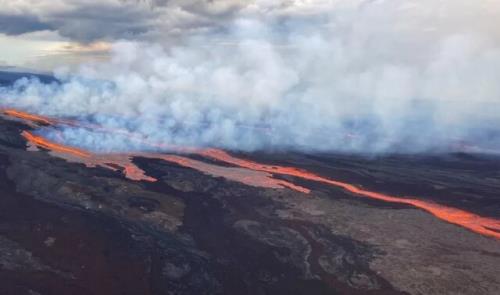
0, 117, 499, 295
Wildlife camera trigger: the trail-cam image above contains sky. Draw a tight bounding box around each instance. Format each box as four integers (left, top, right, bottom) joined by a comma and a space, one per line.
0, 0, 336, 70
1, 0, 499, 70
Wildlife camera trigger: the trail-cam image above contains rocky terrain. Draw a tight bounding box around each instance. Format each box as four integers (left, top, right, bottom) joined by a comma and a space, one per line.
0, 115, 499, 295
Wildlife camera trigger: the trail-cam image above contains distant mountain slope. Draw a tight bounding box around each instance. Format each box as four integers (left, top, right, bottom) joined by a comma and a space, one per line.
0, 70, 57, 86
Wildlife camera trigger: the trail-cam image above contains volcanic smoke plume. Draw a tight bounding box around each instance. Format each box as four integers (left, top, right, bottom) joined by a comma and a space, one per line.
1, 0, 500, 154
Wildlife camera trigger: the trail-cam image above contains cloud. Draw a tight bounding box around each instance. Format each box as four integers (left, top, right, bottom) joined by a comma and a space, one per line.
0, 0, 333, 43
48, 2, 156, 42
0, 12, 53, 35
0, 0, 160, 42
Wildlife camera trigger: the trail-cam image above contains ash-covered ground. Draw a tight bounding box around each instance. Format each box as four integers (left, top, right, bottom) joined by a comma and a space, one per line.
0, 113, 499, 295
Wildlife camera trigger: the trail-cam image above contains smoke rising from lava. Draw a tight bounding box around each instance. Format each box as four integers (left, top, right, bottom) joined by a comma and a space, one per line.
1, 0, 500, 153
4, 109, 498, 239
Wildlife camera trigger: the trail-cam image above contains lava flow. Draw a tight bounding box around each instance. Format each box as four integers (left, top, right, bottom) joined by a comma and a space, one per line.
5, 108, 500, 239
2, 109, 56, 125
21, 131, 156, 182
155, 154, 310, 193
22, 131, 91, 158
199, 149, 500, 239
20, 130, 308, 193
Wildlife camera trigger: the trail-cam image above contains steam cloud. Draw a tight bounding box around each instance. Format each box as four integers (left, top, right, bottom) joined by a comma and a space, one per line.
1, 0, 500, 154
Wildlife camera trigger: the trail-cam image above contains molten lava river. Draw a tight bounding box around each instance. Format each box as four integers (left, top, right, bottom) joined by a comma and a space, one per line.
2, 108, 500, 239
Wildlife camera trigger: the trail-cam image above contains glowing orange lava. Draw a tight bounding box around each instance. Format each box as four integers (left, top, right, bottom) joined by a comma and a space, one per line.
155, 154, 310, 193
22, 131, 91, 158
21, 131, 156, 182
5, 110, 308, 191
19, 130, 306, 192
3, 109, 55, 125
6, 108, 500, 239
199, 149, 500, 239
